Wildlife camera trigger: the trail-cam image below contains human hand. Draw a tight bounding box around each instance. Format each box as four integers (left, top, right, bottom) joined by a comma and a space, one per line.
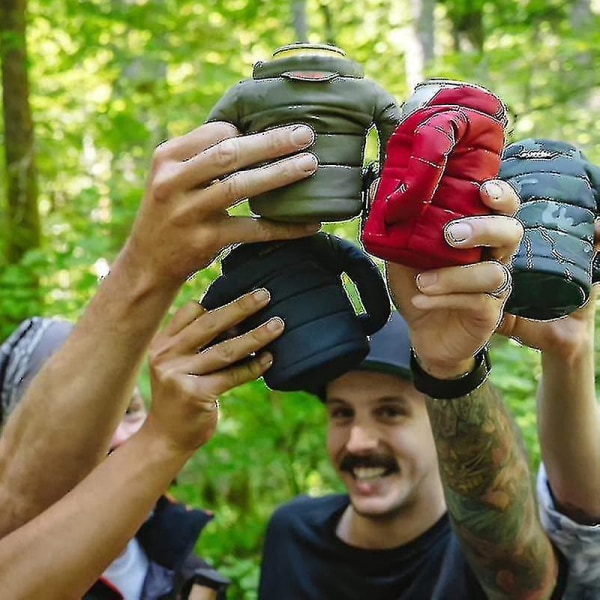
123, 122, 320, 290
144, 288, 284, 454
497, 219, 599, 357
386, 180, 523, 379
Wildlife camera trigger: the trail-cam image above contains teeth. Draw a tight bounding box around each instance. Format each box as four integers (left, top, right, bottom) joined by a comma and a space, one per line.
353, 467, 386, 481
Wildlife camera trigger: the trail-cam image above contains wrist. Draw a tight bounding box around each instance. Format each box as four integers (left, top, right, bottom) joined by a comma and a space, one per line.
412, 355, 475, 380
136, 420, 195, 467
410, 347, 491, 400
111, 240, 181, 304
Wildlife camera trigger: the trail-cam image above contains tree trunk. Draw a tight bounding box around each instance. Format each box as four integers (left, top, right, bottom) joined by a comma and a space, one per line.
446, 1, 484, 54
405, 0, 436, 91
292, 0, 308, 42
0, 0, 41, 264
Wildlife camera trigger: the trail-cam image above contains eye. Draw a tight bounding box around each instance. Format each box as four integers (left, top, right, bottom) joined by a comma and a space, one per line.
125, 401, 145, 417
376, 404, 407, 420
327, 406, 353, 421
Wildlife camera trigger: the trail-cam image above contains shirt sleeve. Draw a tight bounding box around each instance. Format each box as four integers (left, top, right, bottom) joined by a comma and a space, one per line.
537, 464, 600, 599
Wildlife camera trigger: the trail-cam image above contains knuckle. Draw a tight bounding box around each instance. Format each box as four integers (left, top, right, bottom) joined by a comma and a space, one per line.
213, 138, 240, 171
221, 173, 247, 201
215, 340, 237, 364
152, 141, 172, 166
150, 168, 177, 202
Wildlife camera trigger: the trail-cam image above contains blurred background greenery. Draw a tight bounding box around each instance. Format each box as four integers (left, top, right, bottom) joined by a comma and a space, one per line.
1, 0, 599, 597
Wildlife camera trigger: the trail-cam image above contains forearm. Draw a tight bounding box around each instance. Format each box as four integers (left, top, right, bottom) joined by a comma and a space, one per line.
538, 336, 600, 521
0, 245, 180, 536
427, 381, 558, 600
0, 424, 191, 600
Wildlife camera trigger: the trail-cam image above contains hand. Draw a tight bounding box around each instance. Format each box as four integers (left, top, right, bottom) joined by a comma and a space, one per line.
498, 219, 600, 357
386, 180, 523, 378
144, 289, 284, 454
123, 122, 320, 289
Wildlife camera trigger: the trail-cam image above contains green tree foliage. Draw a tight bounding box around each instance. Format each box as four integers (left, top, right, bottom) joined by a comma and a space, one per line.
1, 1, 599, 597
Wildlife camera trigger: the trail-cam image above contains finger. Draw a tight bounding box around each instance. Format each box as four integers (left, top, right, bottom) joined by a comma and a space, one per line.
416, 262, 512, 298
186, 317, 284, 373
169, 289, 272, 353
155, 121, 240, 163
186, 152, 318, 213
411, 290, 504, 314
443, 214, 523, 263
210, 216, 321, 248
176, 125, 316, 192
162, 301, 207, 337
195, 351, 274, 398
480, 179, 520, 216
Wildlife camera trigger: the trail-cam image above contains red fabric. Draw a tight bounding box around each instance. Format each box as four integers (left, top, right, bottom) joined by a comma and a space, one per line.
361, 85, 506, 270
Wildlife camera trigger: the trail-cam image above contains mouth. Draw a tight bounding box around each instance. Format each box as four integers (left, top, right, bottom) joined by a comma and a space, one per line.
341, 455, 399, 482
352, 466, 390, 481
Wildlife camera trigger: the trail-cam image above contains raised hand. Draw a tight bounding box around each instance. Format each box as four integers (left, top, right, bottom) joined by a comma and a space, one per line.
124, 122, 320, 289
385, 179, 523, 378
146, 288, 284, 453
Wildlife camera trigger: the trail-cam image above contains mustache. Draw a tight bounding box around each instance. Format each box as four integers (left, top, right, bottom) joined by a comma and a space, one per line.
340, 453, 399, 473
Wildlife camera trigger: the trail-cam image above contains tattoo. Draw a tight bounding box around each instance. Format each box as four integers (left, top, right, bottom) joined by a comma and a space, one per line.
426, 383, 557, 599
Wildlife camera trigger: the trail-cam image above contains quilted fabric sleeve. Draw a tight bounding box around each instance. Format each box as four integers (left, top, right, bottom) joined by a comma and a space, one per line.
383, 109, 469, 222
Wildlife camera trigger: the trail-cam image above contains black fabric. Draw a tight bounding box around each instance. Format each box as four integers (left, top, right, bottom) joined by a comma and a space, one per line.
258, 495, 486, 600
83, 496, 221, 600
259, 494, 569, 600
202, 233, 390, 393
137, 495, 212, 571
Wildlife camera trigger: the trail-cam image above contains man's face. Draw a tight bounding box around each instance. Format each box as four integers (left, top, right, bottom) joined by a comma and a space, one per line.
110, 389, 147, 452
325, 370, 441, 520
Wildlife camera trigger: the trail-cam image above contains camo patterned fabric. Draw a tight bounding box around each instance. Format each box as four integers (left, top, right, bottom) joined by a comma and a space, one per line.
500, 139, 600, 320
537, 465, 600, 600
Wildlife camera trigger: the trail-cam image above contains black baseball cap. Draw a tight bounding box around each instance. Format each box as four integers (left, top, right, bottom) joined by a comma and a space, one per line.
316, 311, 412, 400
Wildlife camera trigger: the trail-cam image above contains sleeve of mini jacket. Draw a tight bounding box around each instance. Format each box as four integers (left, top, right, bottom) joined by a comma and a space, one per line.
384, 109, 469, 223
205, 83, 242, 128
372, 85, 401, 166
537, 464, 600, 597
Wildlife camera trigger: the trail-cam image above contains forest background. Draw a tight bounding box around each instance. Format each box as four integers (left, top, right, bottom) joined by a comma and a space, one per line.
1, 0, 599, 597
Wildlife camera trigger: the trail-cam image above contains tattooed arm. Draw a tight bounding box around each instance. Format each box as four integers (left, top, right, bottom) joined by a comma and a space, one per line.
386, 180, 561, 598
426, 384, 558, 599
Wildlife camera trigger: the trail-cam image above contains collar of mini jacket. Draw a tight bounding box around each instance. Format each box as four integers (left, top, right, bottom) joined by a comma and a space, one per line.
252, 53, 364, 80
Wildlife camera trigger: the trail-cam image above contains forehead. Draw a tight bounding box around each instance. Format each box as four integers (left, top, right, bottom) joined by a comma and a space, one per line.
325, 370, 421, 407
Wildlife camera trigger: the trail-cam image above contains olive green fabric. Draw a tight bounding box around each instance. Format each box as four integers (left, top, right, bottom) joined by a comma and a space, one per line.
206, 47, 400, 223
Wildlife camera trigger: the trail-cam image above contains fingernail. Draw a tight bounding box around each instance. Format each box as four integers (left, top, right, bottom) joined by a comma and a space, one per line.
482, 181, 502, 200
291, 125, 314, 147
445, 222, 472, 244
297, 153, 318, 172
416, 272, 437, 289
266, 317, 284, 331
258, 352, 273, 367
252, 288, 270, 303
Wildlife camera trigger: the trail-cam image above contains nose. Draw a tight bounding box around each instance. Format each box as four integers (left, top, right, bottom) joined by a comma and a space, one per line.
346, 423, 379, 454
110, 419, 144, 451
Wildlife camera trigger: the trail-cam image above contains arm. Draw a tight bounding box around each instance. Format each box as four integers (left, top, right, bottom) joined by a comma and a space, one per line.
0, 121, 318, 538
386, 180, 560, 599
0, 292, 284, 600
498, 249, 600, 522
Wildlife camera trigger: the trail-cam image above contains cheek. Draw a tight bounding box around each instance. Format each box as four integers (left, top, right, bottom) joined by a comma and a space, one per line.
326, 427, 346, 461
392, 419, 438, 466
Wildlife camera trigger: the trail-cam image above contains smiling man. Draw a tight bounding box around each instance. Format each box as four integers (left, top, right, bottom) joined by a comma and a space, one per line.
258, 312, 566, 599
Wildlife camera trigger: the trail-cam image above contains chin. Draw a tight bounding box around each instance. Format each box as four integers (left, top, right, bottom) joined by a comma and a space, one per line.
350, 495, 407, 521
